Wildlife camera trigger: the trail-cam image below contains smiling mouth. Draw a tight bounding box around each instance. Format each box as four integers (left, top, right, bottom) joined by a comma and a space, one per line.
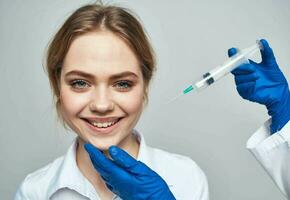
82, 117, 122, 129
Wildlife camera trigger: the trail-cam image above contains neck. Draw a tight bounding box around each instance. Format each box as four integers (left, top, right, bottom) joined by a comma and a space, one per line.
76, 132, 140, 194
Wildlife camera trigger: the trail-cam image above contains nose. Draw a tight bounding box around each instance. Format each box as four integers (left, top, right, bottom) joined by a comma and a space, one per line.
89, 87, 114, 113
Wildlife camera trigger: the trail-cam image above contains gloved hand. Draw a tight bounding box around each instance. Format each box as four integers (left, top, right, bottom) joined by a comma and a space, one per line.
228, 39, 290, 134
84, 143, 176, 200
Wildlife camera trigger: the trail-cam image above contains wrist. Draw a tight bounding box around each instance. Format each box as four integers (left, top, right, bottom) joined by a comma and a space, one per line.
150, 188, 176, 200
270, 91, 290, 134
149, 182, 175, 200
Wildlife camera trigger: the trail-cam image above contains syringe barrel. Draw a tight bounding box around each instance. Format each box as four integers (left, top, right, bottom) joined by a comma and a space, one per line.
194, 42, 260, 91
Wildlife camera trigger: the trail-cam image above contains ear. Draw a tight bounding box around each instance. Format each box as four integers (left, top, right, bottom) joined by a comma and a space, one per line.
142, 95, 148, 109
142, 86, 148, 108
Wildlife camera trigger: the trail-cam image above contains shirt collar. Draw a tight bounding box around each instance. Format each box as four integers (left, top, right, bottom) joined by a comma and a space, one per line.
47, 138, 98, 199
47, 129, 152, 199
134, 129, 151, 164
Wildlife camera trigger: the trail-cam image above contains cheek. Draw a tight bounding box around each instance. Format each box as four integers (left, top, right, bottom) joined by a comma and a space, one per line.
114, 86, 144, 114
60, 88, 89, 116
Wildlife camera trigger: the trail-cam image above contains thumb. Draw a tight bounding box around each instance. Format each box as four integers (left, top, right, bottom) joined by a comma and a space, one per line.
84, 143, 116, 173
228, 47, 239, 75
109, 146, 140, 170
259, 39, 276, 65
228, 47, 238, 57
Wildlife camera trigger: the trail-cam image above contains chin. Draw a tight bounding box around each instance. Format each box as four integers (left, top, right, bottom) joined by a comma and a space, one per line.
91, 143, 111, 151
87, 136, 120, 151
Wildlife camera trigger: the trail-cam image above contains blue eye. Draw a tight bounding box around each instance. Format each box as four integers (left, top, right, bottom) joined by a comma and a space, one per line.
70, 80, 89, 89
115, 81, 133, 90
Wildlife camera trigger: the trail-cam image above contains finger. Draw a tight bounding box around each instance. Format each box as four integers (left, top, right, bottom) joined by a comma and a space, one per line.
88, 158, 111, 182
106, 183, 120, 197
249, 59, 258, 65
231, 64, 255, 75
94, 165, 110, 180
236, 81, 256, 99
109, 146, 139, 170
228, 47, 238, 57
84, 143, 119, 174
105, 182, 113, 191
259, 39, 276, 65
109, 146, 150, 175
234, 73, 259, 85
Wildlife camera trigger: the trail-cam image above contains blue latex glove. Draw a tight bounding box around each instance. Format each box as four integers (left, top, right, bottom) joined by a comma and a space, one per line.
84, 143, 176, 200
228, 39, 290, 134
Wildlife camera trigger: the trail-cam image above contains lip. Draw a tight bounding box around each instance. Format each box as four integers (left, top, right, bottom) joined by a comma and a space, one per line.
82, 117, 123, 135
84, 117, 121, 123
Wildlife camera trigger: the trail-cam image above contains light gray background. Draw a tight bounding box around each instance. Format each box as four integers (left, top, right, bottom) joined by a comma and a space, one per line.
1, 0, 289, 199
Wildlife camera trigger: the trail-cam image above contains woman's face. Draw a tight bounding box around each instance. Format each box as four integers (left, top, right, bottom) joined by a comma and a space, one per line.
59, 30, 145, 150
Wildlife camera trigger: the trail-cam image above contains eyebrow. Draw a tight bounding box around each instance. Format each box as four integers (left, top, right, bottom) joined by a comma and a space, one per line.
64, 70, 139, 80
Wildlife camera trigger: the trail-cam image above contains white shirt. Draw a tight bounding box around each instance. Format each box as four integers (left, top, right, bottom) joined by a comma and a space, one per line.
15, 122, 290, 200
14, 129, 209, 200
247, 120, 290, 199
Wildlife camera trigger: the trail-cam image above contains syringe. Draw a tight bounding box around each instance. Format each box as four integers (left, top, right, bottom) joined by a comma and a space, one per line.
167, 41, 263, 103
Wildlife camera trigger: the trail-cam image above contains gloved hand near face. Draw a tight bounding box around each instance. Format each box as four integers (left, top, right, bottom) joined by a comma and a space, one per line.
84, 143, 176, 200
228, 39, 290, 134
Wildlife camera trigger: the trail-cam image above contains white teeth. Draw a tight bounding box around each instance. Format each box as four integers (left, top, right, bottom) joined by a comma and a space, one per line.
89, 119, 118, 128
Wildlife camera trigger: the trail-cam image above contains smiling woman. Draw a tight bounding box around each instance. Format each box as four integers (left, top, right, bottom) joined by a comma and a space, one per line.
59, 30, 145, 153
14, 2, 208, 200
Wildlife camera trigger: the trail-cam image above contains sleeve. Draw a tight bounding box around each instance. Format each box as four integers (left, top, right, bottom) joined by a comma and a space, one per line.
247, 119, 290, 199
193, 166, 209, 200
14, 180, 29, 200
186, 157, 209, 200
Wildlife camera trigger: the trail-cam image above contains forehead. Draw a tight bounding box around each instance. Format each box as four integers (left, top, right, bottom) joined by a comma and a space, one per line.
62, 31, 141, 77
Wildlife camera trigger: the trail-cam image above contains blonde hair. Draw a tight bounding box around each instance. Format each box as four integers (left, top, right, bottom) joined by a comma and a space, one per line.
44, 3, 156, 127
